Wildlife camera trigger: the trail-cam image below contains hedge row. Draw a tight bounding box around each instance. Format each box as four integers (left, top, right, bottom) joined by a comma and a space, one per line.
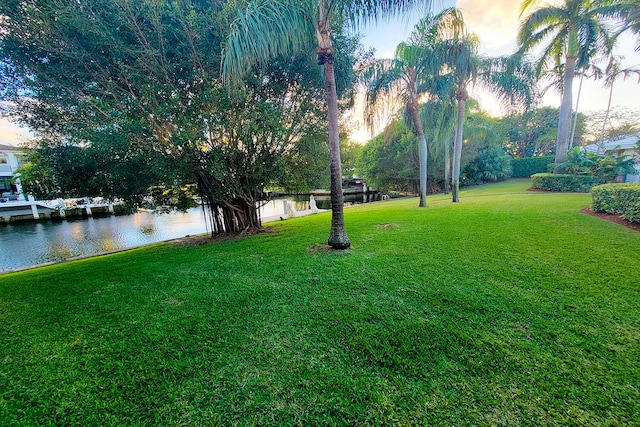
530, 173, 597, 192
511, 156, 555, 177
592, 183, 640, 223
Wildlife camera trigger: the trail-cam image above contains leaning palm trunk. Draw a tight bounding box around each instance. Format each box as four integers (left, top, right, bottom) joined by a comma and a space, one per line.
322, 52, 351, 249
598, 82, 615, 145
452, 94, 466, 202
569, 73, 584, 150
554, 55, 576, 172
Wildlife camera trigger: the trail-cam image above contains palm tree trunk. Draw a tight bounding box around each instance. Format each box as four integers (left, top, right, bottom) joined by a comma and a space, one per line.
408, 97, 428, 207
444, 135, 451, 195
554, 55, 576, 173
598, 82, 615, 145
323, 58, 351, 249
569, 73, 584, 150
452, 96, 466, 203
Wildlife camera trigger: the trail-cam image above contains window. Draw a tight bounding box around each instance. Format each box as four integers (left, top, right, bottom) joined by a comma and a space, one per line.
0, 155, 7, 164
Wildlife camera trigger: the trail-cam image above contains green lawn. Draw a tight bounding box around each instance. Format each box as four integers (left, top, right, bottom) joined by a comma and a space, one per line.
1, 179, 639, 426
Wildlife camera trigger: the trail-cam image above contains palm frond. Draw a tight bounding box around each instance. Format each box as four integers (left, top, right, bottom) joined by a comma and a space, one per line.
408, 7, 465, 46
222, 1, 315, 87
517, 7, 566, 48
343, 0, 434, 29
519, 0, 542, 18
478, 54, 537, 111
361, 58, 407, 132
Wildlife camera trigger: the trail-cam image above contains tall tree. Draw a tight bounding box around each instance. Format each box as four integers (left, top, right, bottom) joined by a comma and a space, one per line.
596, 58, 640, 144
360, 8, 463, 207
436, 30, 536, 201
517, 0, 620, 172
0, 0, 331, 235
222, 0, 434, 249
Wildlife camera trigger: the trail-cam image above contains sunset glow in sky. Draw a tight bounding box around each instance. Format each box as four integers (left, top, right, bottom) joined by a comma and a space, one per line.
354, 0, 639, 141
1, 0, 638, 146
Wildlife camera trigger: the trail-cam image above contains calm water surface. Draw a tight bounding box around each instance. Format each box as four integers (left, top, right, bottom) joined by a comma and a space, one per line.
0, 208, 211, 272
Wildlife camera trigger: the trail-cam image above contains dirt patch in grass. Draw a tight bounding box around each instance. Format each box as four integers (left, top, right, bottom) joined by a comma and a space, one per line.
376, 223, 397, 230
171, 227, 276, 246
307, 244, 332, 253
581, 208, 640, 233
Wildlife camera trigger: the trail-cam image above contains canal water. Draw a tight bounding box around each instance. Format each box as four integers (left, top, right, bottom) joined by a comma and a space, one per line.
0, 195, 375, 272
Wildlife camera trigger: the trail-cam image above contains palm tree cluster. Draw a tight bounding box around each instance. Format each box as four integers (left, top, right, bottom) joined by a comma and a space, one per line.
361, 8, 535, 204
223, 0, 437, 249
223, 0, 636, 247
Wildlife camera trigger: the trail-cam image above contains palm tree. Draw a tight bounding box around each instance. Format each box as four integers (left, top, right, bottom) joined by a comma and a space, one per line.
597, 58, 640, 144
437, 34, 536, 202
517, 0, 620, 173
222, 1, 434, 249
360, 8, 463, 207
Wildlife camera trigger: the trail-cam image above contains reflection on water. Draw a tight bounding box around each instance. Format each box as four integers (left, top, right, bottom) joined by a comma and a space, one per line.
0, 207, 210, 272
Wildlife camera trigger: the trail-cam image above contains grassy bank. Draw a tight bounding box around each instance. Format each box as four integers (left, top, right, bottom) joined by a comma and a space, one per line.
1, 180, 639, 426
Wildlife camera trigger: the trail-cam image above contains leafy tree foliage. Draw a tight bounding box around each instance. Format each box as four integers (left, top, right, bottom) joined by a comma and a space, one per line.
462, 146, 512, 185
356, 105, 503, 192
281, 132, 331, 193
500, 107, 586, 158
356, 120, 420, 193
16, 139, 167, 201
585, 107, 640, 143
1, 0, 335, 235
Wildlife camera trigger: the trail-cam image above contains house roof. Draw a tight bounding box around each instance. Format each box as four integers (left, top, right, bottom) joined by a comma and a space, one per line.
602, 134, 639, 151
583, 135, 639, 155
0, 143, 18, 151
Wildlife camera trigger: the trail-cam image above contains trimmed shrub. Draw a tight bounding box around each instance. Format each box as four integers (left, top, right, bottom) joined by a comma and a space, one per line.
592, 183, 640, 223
531, 173, 597, 192
512, 156, 555, 178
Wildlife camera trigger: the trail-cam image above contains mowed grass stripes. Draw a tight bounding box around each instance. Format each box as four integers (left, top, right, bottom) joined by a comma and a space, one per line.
1, 180, 638, 426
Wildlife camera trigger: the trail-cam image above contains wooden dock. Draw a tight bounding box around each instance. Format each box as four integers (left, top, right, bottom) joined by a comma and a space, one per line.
0, 197, 115, 224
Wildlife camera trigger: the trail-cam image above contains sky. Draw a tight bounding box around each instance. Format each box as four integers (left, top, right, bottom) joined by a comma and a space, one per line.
0, 115, 30, 147
1, 0, 638, 146
353, 0, 640, 142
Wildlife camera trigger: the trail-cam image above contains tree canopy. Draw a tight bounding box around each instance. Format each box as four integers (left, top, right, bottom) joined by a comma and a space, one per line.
1, 0, 349, 234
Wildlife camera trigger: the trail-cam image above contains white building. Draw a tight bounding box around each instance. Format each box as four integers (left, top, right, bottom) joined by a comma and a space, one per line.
0, 143, 24, 198
584, 135, 640, 182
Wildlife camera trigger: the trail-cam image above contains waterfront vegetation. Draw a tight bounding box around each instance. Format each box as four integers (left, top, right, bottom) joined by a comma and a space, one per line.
1, 180, 639, 425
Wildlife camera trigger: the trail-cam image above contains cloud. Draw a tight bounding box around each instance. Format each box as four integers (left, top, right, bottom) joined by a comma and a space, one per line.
456, 0, 521, 55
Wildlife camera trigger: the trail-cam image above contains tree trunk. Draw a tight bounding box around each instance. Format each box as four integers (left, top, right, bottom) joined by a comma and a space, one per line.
569, 73, 584, 150
322, 56, 351, 249
554, 55, 576, 173
408, 95, 428, 207
444, 135, 451, 195
598, 82, 614, 145
452, 95, 466, 203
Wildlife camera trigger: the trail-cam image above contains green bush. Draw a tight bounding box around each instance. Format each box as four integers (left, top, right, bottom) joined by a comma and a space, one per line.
512, 156, 555, 177
531, 173, 597, 192
462, 146, 512, 185
592, 183, 640, 223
